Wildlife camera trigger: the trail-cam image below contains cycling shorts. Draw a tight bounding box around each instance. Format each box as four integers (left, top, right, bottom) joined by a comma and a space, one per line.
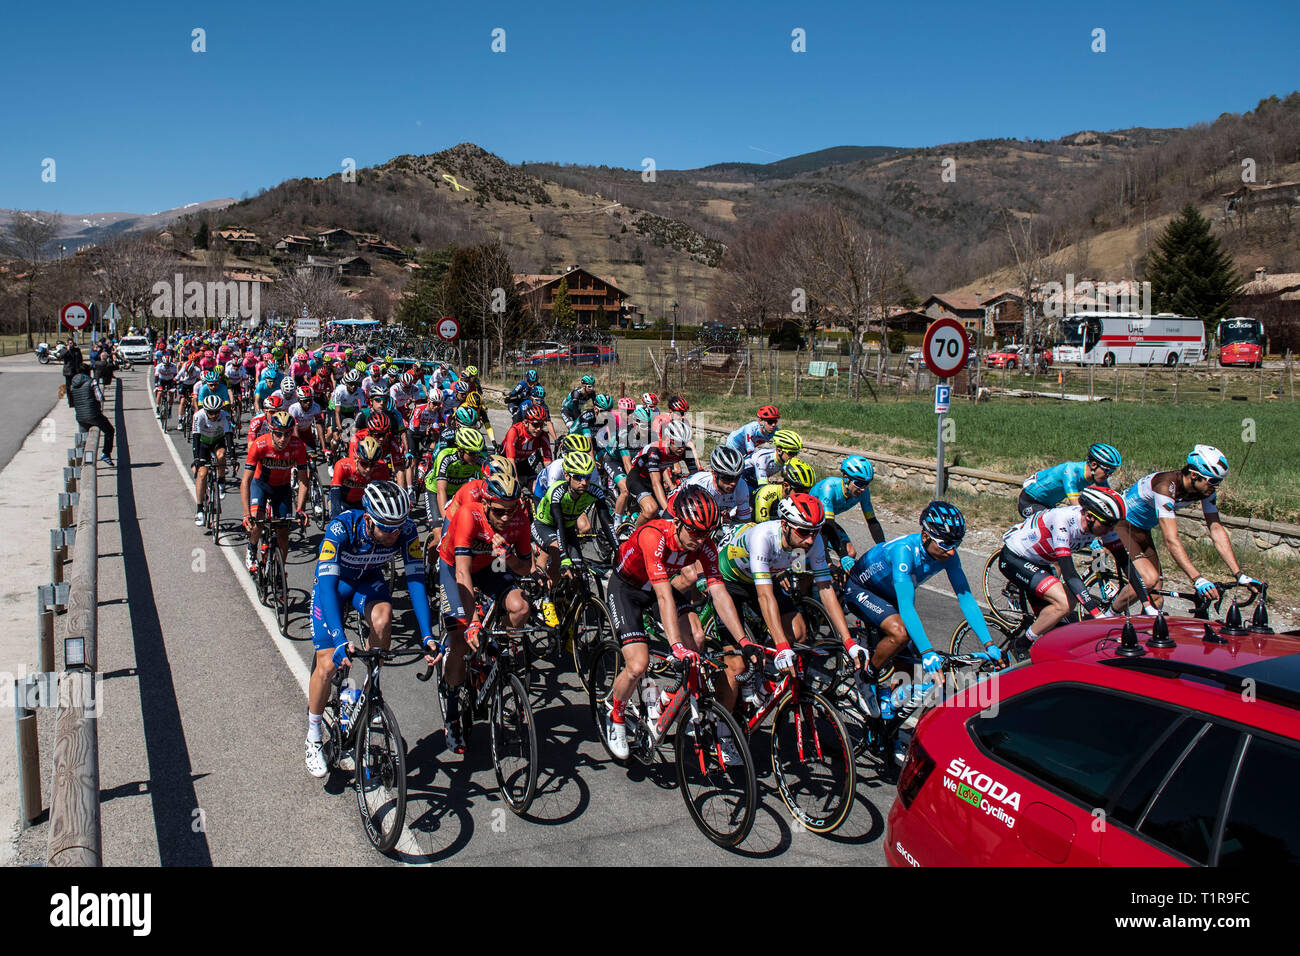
607, 573, 699, 647
624, 469, 657, 503
842, 580, 900, 629
194, 435, 227, 463
996, 547, 1058, 601
249, 478, 291, 516
723, 577, 796, 629
310, 575, 391, 651
437, 559, 515, 626
1017, 490, 1051, 519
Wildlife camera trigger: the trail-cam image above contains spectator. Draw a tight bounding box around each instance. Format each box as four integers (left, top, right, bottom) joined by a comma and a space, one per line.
95, 338, 114, 387
61, 337, 83, 408
69, 362, 115, 466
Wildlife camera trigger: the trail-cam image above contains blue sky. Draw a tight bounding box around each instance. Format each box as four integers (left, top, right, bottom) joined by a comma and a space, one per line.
2, 0, 1297, 213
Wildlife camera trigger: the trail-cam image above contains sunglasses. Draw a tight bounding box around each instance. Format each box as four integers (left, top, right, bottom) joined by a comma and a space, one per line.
929, 538, 960, 553
1192, 472, 1221, 486
486, 504, 517, 518
787, 525, 817, 542
270, 429, 293, 437
370, 521, 402, 536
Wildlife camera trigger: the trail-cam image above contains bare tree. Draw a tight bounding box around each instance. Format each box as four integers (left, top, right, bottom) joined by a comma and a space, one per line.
90, 234, 174, 333
266, 268, 352, 324
709, 216, 789, 337
1, 211, 60, 348
1003, 209, 1066, 347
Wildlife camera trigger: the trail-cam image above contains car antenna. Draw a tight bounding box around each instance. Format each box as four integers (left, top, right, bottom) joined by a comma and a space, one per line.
1147, 609, 1176, 649
1221, 601, 1249, 637
1115, 610, 1146, 657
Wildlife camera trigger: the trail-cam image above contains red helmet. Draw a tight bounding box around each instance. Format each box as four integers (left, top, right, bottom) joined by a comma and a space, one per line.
641, 392, 658, 407
757, 405, 780, 422
778, 493, 825, 531
670, 484, 720, 533
669, 396, 689, 413
525, 404, 548, 423
297, 385, 314, 403
367, 412, 391, 435
263, 394, 284, 411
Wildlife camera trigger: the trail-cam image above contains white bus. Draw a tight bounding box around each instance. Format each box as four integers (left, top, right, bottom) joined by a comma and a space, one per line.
1052, 313, 1206, 367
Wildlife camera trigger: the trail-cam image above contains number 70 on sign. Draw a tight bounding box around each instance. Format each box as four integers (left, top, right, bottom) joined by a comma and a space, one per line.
921, 319, 970, 379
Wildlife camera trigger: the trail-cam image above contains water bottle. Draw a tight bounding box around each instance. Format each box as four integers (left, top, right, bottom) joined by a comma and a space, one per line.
541, 599, 559, 628
740, 664, 767, 708
893, 682, 928, 719
878, 690, 896, 721
642, 676, 662, 722
339, 680, 361, 734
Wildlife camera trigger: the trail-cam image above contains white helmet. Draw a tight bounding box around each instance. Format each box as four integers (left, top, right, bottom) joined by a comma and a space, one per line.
1186, 444, 1228, 481
663, 420, 691, 446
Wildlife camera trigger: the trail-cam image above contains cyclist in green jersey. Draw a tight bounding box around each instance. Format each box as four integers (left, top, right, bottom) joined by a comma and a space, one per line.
533, 450, 619, 587
424, 428, 487, 545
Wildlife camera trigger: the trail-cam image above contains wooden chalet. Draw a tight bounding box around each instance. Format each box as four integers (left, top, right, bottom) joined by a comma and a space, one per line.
316, 228, 357, 250
514, 266, 631, 326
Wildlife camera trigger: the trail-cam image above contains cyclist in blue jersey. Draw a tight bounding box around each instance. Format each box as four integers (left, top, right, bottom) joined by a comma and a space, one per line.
842, 501, 1002, 716
507, 369, 540, 420
305, 481, 435, 777
812, 455, 886, 567
1018, 443, 1121, 517
725, 404, 780, 455
196, 370, 230, 408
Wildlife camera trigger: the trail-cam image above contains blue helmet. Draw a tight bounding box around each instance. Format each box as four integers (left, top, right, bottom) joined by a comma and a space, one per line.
841, 455, 874, 484
526, 369, 539, 384
1087, 443, 1122, 470
920, 500, 966, 547
204, 370, 219, 384
1186, 444, 1228, 481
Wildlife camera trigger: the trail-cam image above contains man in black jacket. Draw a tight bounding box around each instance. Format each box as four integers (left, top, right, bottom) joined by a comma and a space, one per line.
69, 363, 115, 465
62, 338, 83, 407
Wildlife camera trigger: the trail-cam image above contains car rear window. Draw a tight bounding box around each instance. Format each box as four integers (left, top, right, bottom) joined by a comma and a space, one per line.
971, 685, 1181, 807
1137, 723, 1242, 864
1218, 735, 1300, 867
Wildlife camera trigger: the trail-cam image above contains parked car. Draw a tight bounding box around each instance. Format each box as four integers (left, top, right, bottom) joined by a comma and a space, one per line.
985, 344, 1030, 369
886, 614, 1300, 866
117, 335, 152, 363
316, 341, 355, 361
513, 340, 617, 366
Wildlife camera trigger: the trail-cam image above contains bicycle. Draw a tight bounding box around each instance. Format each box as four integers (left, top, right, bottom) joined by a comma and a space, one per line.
316, 642, 408, 853
528, 565, 616, 696
306, 453, 329, 532
252, 515, 297, 635
980, 545, 1118, 630
420, 606, 539, 816
180, 392, 195, 435
156, 383, 176, 426
587, 639, 756, 848
197, 455, 225, 545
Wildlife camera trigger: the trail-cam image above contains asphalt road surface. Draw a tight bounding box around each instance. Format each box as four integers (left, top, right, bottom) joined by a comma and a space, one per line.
0, 355, 69, 470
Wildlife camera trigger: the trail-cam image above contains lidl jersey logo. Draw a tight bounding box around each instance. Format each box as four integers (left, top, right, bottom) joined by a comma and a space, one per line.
407, 538, 423, 560
319, 540, 337, 562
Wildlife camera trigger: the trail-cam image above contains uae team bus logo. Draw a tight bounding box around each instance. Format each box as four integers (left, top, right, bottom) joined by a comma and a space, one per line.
1216, 316, 1267, 368
1051, 312, 1206, 367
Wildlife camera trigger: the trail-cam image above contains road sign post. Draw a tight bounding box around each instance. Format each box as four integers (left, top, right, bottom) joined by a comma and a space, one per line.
922, 320, 969, 496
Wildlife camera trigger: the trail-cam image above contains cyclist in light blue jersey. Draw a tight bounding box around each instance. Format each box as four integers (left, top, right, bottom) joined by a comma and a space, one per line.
196, 370, 230, 408
842, 502, 1002, 715
812, 455, 885, 568
1018, 443, 1121, 517
725, 404, 780, 455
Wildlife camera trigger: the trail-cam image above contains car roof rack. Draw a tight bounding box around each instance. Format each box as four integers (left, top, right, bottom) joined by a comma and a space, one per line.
1100, 656, 1300, 711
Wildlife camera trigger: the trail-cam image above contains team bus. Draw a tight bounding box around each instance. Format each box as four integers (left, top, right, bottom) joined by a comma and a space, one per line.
1216, 316, 1267, 367
1052, 312, 1206, 367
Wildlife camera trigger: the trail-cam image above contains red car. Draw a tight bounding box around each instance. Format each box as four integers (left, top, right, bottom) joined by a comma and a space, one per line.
519, 340, 617, 367
985, 345, 1030, 369
886, 614, 1300, 866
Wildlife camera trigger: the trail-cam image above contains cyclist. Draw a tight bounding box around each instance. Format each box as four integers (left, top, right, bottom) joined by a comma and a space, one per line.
390, 370, 419, 424
288, 384, 327, 453
224, 355, 248, 410
753, 457, 816, 523
625, 419, 697, 526
328, 369, 364, 450
1018, 443, 1122, 517
329, 435, 393, 520
602, 485, 748, 760
191, 394, 232, 524
725, 404, 780, 455
650, 395, 690, 441
1111, 444, 1261, 613
811, 454, 886, 566
561, 374, 598, 430
174, 357, 202, 429
427, 464, 533, 754
671, 444, 753, 528
596, 412, 636, 523
423, 428, 487, 540
533, 450, 619, 586
842, 502, 1002, 716
306, 482, 435, 777
502, 403, 553, 492
248, 394, 285, 446
532, 433, 593, 500
998, 486, 1130, 648
506, 368, 540, 420
153, 354, 179, 418
741, 427, 802, 493
240, 410, 310, 575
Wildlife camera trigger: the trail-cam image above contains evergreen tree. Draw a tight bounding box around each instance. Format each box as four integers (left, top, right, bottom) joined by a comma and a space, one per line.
194, 220, 209, 250
551, 276, 575, 328
1144, 204, 1239, 320
395, 245, 455, 333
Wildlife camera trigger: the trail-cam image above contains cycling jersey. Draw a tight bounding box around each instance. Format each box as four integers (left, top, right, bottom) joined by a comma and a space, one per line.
288, 401, 323, 432
154, 362, 178, 383
630, 439, 697, 479
330, 383, 363, 415
247, 413, 271, 446
502, 421, 552, 466
531, 458, 567, 499
1021, 460, 1108, 507
1002, 504, 1118, 562
744, 447, 782, 486
561, 387, 594, 421
672, 470, 753, 523
719, 519, 832, 585
437, 497, 531, 572
1122, 471, 1218, 531
244, 433, 309, 486
615, 518, 721, 591
407, 403, 439, 437
847, 534, 990, 654
811, 475, 875, 522
196, 382, 230, 406
725, 421, 773, 455
425, 448, 482, 496
755, 482, 792, 523
191, 408, 231, 443
536, 477, 608, 528
330, 455, 392, 506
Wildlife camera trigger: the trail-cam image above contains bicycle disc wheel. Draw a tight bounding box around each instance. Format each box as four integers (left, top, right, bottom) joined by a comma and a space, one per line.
950, 615, 1019, 662
273, 549, 291, 636
571, 596, 615, 695
771, 689, 856, 834
491, 672, 538, 815
354, 698, 407, 853
675, 697, 756, 848
1083, 566, 1124, 609
983, 551, 1025, 629
588, 638, 629, 765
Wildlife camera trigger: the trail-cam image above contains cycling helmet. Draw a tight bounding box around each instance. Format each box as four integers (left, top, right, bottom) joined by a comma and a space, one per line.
782, 457, 816, 490
1087, 443, 1122, 471
369, 363, 381, 377
663, 420, 692, 446
268, 410, 295, 432
594, 394, 614, 411
343, 370, 361, 385
367, 384, 387, 399
453, 381, 469, 397
367, 412, 392, 435
203, 370, 219, 384
201, 394, 223, 411
920, 501, 966, 546
668, 396, 689, 413
841, 455, 874, 484
531, 385, 546, 399
295, 351, 307, 362
356, 436, 383, 462
465, 365, 479, 378
453, 406, 478, 427
562, 450, 596, 476
362, 481, 410, 528
757, 405, 780, 422
618, 397, 636, 412
525, 404, 548, 423
462, 392, 482, 410
581, 374, 595, 387
1078, 485, 1126, 525
484, 454, 517, 483
641, 392, 659, 408
262, 394, 284, 412
633, 406, 654, 423
400, 371, 415, 387
280, 375, 295, 392
560, 433, 593, 454
483, 466, 521, 501
1186, 444, 1228, 481
771, 429, 803, 454
526, 369, 539, 384
455, 428, 486, 454
670, 484, 720, 533
778, 493, 825, 531
710, 445, 745, 479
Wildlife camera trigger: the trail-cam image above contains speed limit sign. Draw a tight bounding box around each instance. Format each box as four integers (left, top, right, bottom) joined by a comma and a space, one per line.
921, 318, 970, 379
436, 316, 460, 342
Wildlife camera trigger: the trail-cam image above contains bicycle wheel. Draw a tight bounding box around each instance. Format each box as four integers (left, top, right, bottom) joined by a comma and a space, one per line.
212, 478, 223, 545
587, 638, 629, 765
770, 688, 856, 834
982, 551, 1024, 629
803, 642, 873, 759
272, 548, 291, 636
311, 477, 328, 532
1084, 565, 1124, 609
950, 615, 1020, 662
571, 596, 615, 695
353, 697, 407, 853
675, 697, 756, 848
490, 672, 538, 815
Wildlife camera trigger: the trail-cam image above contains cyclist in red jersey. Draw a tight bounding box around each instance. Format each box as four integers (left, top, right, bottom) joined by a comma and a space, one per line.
602, 485, 747, 760
426, 463, 533, 754
240, 410, 310, 573
502, 405, 553, 489
329, 435, 393, 519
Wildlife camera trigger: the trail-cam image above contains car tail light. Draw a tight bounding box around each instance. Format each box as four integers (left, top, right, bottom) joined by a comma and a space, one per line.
897, 738, 936, 809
